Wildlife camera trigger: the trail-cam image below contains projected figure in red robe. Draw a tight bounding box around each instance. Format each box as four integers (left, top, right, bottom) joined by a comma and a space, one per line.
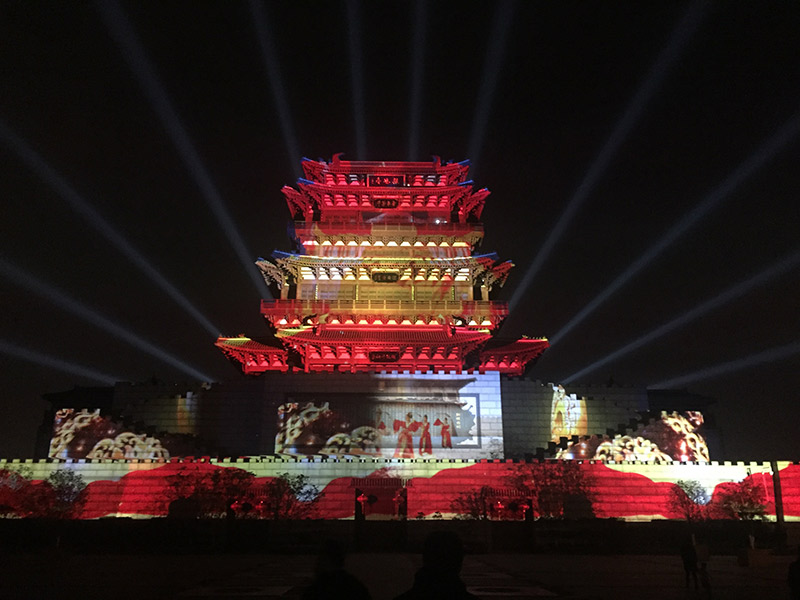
434, 416, 453, 449
419, 415, 433, 456
394, 413, 421, 458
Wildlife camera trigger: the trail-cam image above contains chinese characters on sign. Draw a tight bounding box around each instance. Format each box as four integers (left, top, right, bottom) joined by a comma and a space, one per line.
367, 175, 406, 187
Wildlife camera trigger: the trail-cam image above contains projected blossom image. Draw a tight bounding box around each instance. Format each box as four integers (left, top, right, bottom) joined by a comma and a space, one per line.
554, 411, 709, 463
48, 408, 204, 460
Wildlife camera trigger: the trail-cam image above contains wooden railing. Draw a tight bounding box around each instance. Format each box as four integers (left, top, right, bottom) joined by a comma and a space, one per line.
261, 299, 508, 314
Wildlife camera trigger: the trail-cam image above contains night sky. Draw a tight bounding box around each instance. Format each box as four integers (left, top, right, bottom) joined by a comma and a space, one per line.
2, 1, 798, 460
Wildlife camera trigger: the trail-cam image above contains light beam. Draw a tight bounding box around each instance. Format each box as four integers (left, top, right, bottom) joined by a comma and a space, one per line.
96, 0, 270, 298
563, 250, 800, 383
509, 2, 708, 310
407, 0, 427, 161
466, 0, 516, 175
551, 109, 800, 347
346, 0, 367, 159
248, 0, 302, 181
0, 258, 213, 382
0, 119, 221, 338
649, 341, 800, 389
0, 340, 121, 386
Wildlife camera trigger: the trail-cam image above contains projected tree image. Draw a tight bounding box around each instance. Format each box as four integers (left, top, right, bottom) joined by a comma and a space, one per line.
508, 461, 594, 519
0, 467, 87, 519
712, 479, 767, 521
165, 466, 255, 519
261, 473, 321, 520
451, 485, 497, 520
669, 480, 711, 521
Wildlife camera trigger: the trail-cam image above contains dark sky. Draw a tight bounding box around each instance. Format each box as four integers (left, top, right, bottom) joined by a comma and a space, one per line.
1, 1, 798, 460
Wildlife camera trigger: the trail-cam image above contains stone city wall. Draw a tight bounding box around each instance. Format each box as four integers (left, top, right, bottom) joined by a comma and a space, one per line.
2, 457, 798, 522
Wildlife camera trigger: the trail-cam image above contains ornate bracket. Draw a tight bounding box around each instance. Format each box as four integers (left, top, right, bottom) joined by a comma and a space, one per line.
458, 188, 490, 222
256, 259, 288, 289
282, 186, 314, 221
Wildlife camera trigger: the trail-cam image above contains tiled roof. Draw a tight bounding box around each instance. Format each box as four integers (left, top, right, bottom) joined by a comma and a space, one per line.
215, 338, 285, 352
284, 326, 490, 345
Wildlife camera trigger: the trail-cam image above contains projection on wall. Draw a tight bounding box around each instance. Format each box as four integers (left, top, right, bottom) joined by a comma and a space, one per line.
48, 408, 204, 460
554, 406, 710, 462
275, 374, 499, 459
550, 384, 588, 440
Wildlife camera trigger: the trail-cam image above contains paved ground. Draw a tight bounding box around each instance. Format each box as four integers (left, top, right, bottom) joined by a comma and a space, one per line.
0, 550, 795, 599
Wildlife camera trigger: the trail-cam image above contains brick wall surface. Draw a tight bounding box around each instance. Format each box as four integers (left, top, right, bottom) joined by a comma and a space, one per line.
3, 457, 797, 523
99, 372, 506, 460
500, 378, 647, 458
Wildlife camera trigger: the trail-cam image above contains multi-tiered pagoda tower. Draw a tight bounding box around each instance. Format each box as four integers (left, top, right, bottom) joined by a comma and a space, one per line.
216, 155, 548, 375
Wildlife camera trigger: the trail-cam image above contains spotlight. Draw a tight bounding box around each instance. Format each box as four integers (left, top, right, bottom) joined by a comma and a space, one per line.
466, 0, 516, 175
0, 119, 221, 338
0, 339, 121, 386
248, 0, 302, 181
96, 0, 270, 299
407, 0, 427, 161
0, 258, 213, 382
551, 109, 800, 347
649, 341, 800, 389
563, 250, 800, 383
509, 2, 709, 311
346, 0, 367, 159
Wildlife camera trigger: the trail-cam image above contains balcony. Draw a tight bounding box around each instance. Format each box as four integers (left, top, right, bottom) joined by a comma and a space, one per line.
261, 299, 508, 315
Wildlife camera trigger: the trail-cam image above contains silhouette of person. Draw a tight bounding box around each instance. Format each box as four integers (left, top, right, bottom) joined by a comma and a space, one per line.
680, 535, 699, 590
789, 546, 800, 600
698, 562, 711, 599
302, 539, 371, 600
395, 531, 478, 600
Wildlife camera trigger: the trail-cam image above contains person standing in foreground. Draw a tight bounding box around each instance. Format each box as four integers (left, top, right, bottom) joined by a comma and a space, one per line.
789, 546, 800, 600
302, 539, 371, 600
680, 534, 699, 590
395, 531, 479, 600
698, 562, 711, 599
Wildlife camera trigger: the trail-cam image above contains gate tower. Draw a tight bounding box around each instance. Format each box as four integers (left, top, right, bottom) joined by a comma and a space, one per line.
216, 155, 548, 374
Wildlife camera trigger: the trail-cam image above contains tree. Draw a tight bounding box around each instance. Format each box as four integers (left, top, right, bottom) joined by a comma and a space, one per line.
198, 468, 255, 516
46, 469, 87, 518
165, 466, 255, 518
0, 467, 88, 519
711, 479, 766, 520
507, 461, 594, 519
451, 485, 496, 520
669, 480, 710, 521
0, 467, 32, 517
260, 473, 321, 519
